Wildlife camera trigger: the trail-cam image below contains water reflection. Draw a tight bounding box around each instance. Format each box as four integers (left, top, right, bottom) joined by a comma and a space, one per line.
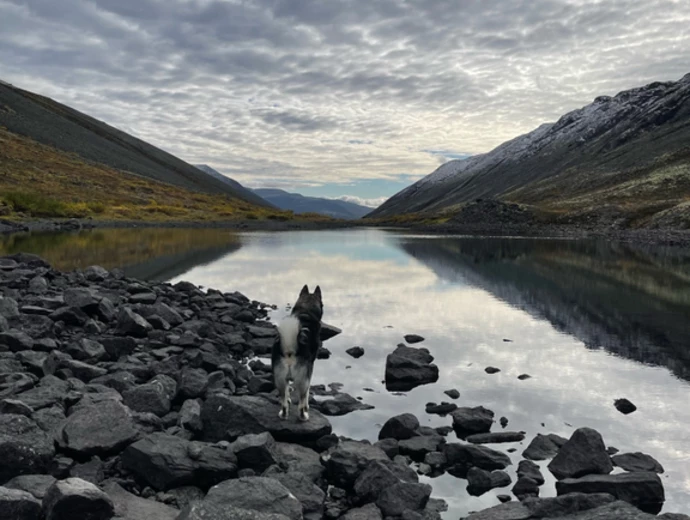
2, 227, 690, 517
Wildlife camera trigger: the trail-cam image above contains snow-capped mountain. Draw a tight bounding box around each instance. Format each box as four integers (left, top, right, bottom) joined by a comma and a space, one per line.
368, 73, 690, 222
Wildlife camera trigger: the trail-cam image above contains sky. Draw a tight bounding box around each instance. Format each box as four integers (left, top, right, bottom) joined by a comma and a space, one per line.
1, 0, 689, 207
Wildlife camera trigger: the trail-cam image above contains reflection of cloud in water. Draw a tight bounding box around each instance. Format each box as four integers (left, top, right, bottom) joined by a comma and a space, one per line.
170, 230, 690, 517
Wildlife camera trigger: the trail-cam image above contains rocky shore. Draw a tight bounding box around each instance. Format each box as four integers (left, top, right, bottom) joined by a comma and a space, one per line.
0, 253, 688, 520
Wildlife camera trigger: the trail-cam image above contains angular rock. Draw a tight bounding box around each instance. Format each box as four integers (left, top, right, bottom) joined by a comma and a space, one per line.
273, 442, 324, 482
123, 374, 177, 417
375, 482, 431, 517
0, 297, 20, 319
522, 493, 617, 518
513, 476, 540, 500
83, 266, 109, 282
614, 398, 637, 414
91, 371, 137, 394
0, 486, 42, 520
425, 402, 457, 415
4, 474, 57, 500
320, 322, 342, 341
0, 330, 34, 352
201, 477, 302, 520
384, 345, 438, 391
556, 472, 665, 513
612, 452, 664, 474
443, 443, 512, 473
466, 467, 512, 496
312, 393, 374, 416
353, 460, 402, 503
66, 339, 107, 361
522, 433, 568, 461
404, 334, 424, 344
547, 427, 613, 480
340, 504, 382, 520
0, 398, 33, 417
378, 413, 420, 441
398, 434, 444, 462
467, 431, 526, 444
323, 440, 390, 489
43, 477, 114, 520
517, 459, 545, 485
57, 400, 138, 457
178, 399, 203, 433
232, 432, 278, 472
451, 406, 494, 436
0, 414, 55, 481
178, 368, 209, 399
63, 288, 100, 312
346, 346, 365, 358
99, 337, 137, 360
201, 394, 331, 443
485, 366, 501, 374
116, 307, 151, 338
264, 469, 325, 518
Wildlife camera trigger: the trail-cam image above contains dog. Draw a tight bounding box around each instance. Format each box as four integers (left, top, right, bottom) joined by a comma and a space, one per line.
272, 284, 323, 421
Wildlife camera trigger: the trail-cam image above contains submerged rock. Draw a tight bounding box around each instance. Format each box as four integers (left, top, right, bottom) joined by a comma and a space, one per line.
384, 345, 438, 391
547, 427, 613, 480
522, 433, 568, 461
451, 406, 494, 437
612, 452, 664, 473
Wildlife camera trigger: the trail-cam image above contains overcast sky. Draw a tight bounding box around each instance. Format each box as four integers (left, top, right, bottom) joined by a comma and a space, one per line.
1, 0, 689, 206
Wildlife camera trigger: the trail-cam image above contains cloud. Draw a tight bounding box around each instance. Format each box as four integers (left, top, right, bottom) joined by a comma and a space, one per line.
0, 0, 688, 192
336, 195, 389, 208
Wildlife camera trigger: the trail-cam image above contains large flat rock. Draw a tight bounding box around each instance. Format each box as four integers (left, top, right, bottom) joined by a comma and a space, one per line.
201, 394, 331, 443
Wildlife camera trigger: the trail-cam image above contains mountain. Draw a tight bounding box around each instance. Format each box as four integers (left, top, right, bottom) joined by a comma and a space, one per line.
0, 81, 270, 208
368, 74, 690, 228
252, 188, 371, 219
193, 164, 272, 208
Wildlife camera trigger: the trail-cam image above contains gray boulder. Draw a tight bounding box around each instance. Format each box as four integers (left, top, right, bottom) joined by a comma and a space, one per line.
375, 482, 431, 517
177, 502, 290, 520
123, 374, 177, 417
467, 431, 526, 444
547, 428, 613, 480
4, 474, 57, 500
116, 307, 152, 338
0, 486, 42, 520
340, 503, 382, 520
233, 432, 278, 472
451, 406, 494, 436
43, 477, 114, 520
56, 400, 138, 457
0, 414, 55, 481
323, 440, 389, 489
466, 467, 511, 496
200, 477, 302, 520
612, 452, 664, 474
443, 442, 511, 473
378, 413, 420, 441
398, 434, 445, 461
523, 433, 568, 461
102, 481, 178, 520
201, 394, 331, 443
273, 442, 324, 482
517, 459, 545, 485
263, 469, 325, 518
384, 345, 439, 391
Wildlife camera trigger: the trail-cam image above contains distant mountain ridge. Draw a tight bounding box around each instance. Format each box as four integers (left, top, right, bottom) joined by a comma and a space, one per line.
252, 188, 371, 219
194, 164, 272, 208
0, 81, 269, 208
369, 73, 690, 228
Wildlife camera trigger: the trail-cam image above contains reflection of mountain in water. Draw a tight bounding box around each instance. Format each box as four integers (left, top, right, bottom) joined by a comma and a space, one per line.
0, 228, 243, 283
398, 237, 690, 381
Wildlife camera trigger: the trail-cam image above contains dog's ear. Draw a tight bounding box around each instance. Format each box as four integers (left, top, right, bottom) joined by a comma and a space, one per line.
300, 284, 309, 297
314, 285, 322, 301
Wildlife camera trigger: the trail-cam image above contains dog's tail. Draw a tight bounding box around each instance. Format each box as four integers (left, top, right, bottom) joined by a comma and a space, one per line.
277, 315, 301, 385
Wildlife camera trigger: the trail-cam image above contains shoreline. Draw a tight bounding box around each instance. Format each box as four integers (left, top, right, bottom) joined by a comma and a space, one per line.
2, 216, 690, 247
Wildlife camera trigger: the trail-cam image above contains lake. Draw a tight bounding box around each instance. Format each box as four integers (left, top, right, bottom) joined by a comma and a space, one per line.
2, 227, 690, 517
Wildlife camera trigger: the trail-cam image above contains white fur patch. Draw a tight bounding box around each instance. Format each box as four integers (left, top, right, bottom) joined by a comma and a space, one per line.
278, 315, 300, 357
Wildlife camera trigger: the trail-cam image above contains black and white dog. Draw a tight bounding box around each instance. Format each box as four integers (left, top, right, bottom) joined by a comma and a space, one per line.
272, 285, 323, 421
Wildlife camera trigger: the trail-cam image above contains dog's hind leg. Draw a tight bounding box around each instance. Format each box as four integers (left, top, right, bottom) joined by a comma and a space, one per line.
293, 362, 313, 422
273, 359, 290, 420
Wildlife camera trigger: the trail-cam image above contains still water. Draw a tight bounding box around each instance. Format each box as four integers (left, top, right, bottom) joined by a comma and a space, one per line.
2, 227, 690, 517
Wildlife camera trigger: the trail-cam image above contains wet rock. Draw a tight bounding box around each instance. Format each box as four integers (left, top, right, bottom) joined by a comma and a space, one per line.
323, 440, 390, 489
425, 402, 457, 415
444, 389, 460, 399
398, 434, 445, 462
4, 475, 57, 500
378, 413, 420, 440
121, 433, 238, 490
0, 414, 55, 481
424, 451, 447, 471
522, 433, 568, 461
485, 366, 500, 374
466, 431, 525, 444
497, 495, 512, 503
614, 398, 637, 415
517, 459, 545, 485
384, 345, 438, 391
346, 346, 364, 358
404, 334, 425, 344
466, 467, 512, 496
556, 472, 664, 513
352, 460, 403, 503
0, 486, 42, 520
513, 476, 540, 500
522, 493, 616, 517
451, 406, 494, 436
201, 394, 332, 443
547, 427, 613, 480
199, 477, 302, 520
116, 307, 151, 338
340, 503, 382, 520
375, 481, 431, 517
312, 393, 374, 416
56, 400, 138, 457
443, 443, 511, 473
612, 452, 664, 473
373, 438, 399, 459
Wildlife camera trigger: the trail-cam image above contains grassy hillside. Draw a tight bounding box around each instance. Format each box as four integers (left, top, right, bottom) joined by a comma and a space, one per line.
0, 126, 298, 222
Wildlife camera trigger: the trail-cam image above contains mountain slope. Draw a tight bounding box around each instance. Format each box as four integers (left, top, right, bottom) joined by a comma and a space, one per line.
369, 73, 690, 227
0, 81, 270, 207
252, 188, 370, 219
194, 165, 273, 208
